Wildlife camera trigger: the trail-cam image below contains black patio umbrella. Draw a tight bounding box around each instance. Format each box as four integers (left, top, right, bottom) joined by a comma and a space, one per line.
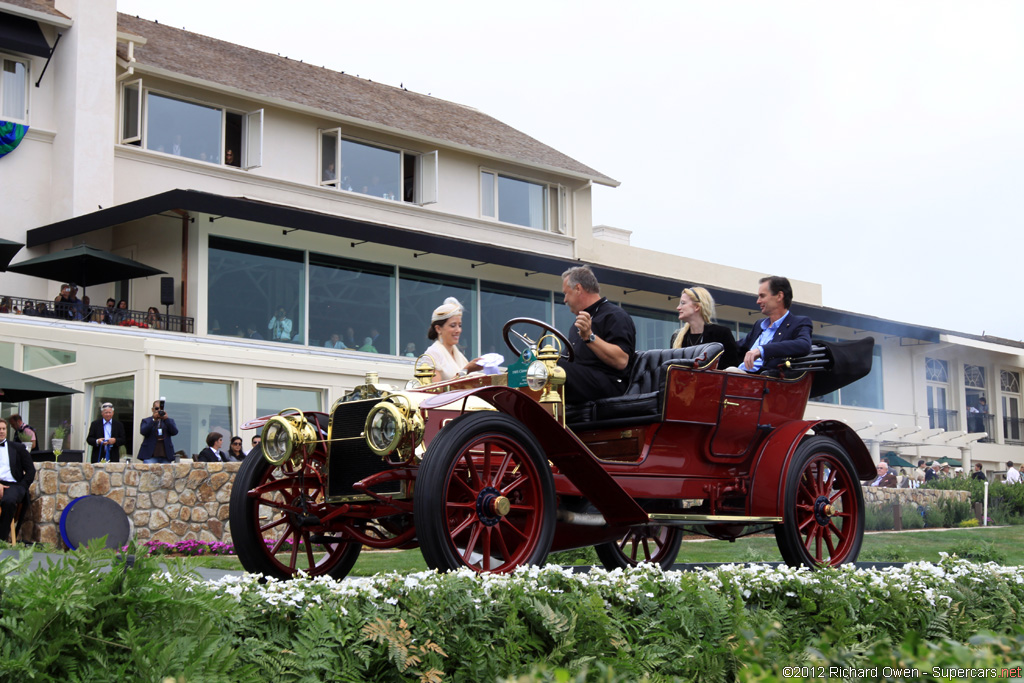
0, 237, 25, 272
7, 244, 165, 291
0, 366, 80, 402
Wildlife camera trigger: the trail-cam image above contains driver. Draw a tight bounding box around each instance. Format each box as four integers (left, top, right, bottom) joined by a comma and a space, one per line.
557, 265, 635, 404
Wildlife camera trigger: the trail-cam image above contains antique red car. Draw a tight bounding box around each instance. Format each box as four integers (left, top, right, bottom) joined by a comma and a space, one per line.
229, 318, 875, 580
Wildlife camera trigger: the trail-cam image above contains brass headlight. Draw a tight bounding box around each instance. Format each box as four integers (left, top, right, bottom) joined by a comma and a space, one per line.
261, 409, 317, 466
526, 360, 549, 391
363, 395, 425, 463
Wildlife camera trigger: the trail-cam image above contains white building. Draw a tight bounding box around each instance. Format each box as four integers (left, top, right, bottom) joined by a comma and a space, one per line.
1, 0, 1021, 474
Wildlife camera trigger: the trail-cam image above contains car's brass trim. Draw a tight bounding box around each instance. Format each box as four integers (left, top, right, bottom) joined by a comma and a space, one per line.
647, 513, 783, 524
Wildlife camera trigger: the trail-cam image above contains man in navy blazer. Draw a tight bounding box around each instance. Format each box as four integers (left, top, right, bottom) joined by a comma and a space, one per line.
138, 399, 179, 463
0, 417, 35, 540
736, 275, 812, 372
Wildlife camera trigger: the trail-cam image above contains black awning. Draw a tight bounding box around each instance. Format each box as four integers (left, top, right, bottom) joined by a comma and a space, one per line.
24, 188, 948, 343
0, 13, 51, 58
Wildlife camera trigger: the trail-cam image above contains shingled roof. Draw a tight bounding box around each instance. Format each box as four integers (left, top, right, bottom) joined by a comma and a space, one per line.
114, 14, 616, 186
0, 0, 68, 20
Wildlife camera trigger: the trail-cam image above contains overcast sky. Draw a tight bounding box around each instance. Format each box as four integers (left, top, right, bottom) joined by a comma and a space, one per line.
117, 0, 1024, 341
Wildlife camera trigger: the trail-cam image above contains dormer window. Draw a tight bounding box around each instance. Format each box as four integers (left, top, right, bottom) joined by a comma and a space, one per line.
119, 80, 263, 169
480, 170, 564, 233
319, 129, 437, 205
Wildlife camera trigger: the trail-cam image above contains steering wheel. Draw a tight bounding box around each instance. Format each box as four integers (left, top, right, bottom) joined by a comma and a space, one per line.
502, 317, 574, 363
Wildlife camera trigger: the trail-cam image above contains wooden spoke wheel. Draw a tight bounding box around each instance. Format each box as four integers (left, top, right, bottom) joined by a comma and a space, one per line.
595, 523, 683, 570
229, 450, 361, 580
774, 435, 864, 568
415, 412, 555, 573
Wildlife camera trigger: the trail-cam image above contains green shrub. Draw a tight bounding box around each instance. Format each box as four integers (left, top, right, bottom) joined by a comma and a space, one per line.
902, 505, 925, 529
859, 544, 909, 562
865, 502, 897, 531
939, 497, 974, 527
924, 505, 945, 528
548, 545, 600, 566
949, 539, 1007, 564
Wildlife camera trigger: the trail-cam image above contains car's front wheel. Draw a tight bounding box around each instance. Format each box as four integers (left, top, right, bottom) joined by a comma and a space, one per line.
415, 412, 555, 573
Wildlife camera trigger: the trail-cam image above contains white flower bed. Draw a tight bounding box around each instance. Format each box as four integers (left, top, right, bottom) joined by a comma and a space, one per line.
185, 555, 1024, 615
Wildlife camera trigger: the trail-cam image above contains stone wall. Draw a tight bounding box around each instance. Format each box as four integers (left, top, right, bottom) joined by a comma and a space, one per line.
862, 486, 970, 507
24, 462, 241, 548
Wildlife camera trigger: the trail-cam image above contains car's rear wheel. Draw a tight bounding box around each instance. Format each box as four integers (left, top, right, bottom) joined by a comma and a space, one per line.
774, 435, 864, 568
595, 523, 682, 570
229, 449, 361, 580
415, 412, 555, 573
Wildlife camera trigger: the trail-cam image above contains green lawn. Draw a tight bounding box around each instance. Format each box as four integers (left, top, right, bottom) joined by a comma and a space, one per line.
345, 524, 1024, 575
14, 525, 1018, 575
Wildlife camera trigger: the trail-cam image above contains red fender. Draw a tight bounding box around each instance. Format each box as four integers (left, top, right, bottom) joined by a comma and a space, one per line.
748, 419, 872, 518
418, 386, 649, 525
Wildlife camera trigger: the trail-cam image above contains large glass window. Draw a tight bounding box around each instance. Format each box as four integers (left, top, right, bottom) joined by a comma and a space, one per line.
146, 92, 222, 163
810, 338, 883, 409
341, 139, 401, 199
479, 283, 551, 360
92, 377, 135, 456
925, 357, 956, 431
399, 270, 476, 359
0, 341, 14, 368
208, 237, 306, 344
23, 346, 76, 371
160, 377, 233, 459
27, 394, 71, 451
481, 171, 549, 230
122, 83, 260, 167
309, 254, 394, 353
256, 386, 322, 417
2, 57, 28, 122
1001, 370, 1022, 445
623, 304, 678, 352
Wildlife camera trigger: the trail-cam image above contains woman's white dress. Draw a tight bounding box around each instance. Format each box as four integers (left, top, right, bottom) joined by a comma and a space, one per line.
424, 340, 468, 381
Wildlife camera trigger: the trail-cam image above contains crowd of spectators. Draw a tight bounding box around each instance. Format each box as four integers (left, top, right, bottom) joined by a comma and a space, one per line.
0, 284, 172, 329
867, 458, 1024, 488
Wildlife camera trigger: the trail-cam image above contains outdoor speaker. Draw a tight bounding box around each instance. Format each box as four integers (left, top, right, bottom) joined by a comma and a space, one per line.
160, 277, 174, 306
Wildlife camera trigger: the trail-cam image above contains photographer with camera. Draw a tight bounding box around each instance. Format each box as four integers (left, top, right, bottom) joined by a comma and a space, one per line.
139, 398, 178, 464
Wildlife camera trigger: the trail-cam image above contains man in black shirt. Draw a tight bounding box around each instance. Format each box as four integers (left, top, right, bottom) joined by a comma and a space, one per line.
557, 265, 635, 404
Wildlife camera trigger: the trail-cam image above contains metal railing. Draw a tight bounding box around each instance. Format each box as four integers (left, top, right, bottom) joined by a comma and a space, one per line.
1004, 417, 1024, 446
0, 295, 194, 333
966, 412, 994, 443
928, 408, 959, 432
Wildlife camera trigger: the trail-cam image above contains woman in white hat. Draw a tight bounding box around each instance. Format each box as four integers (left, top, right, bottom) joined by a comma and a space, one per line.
423, 297, 482, 382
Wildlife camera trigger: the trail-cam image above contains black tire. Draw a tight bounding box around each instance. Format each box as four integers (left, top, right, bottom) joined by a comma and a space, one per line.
595, 523, 683, 570
774, 435, 865, 568
415, 412, 555, 573
229, 449, 361, 580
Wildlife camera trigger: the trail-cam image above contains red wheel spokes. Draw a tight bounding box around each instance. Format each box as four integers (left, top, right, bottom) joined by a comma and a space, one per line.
443, 434, 544, 572
796, 453, 857, 565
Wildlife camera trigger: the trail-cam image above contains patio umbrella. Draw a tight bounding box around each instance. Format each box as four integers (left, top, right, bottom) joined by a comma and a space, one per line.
0, 238, 24, 272
935, 456, 962, 467
882, 452, 914, 468
0, 366, 80, 402
7, 244, 165, 291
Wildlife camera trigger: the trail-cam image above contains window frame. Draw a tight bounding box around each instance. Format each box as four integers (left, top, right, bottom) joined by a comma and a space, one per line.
318, 129, 437, 204
479, 168, 554, 231
1, 53, 30, 123
120, 83, 263, 169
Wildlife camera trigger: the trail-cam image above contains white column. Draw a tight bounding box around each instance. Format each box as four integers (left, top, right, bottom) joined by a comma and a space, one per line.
51, 0, 117, 221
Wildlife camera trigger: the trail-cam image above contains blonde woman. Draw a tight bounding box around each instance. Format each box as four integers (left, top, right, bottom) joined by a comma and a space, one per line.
670, 286, 740, 369
423, 297, 482, 382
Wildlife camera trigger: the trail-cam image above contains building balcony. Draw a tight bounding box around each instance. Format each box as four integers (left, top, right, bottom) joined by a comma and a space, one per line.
0, 296, 194, 333
967, 412, 994, 443
928, 408, 959, 432
1003, 417, 1024, 447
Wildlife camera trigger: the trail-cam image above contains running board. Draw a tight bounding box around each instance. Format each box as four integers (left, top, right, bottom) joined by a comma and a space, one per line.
647, 513, 782, 524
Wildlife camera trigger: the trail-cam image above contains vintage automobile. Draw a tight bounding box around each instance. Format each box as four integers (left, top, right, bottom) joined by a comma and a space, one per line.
229, 318, 875, 580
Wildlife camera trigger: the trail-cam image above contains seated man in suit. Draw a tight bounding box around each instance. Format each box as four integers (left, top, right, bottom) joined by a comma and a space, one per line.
87, 402, 127, 463
867, 463, 898, 487
734, 275, 812, 372
0, 417, 35, 541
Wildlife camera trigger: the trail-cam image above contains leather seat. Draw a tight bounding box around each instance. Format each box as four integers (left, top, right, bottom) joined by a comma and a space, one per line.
566, 342, 723, 431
